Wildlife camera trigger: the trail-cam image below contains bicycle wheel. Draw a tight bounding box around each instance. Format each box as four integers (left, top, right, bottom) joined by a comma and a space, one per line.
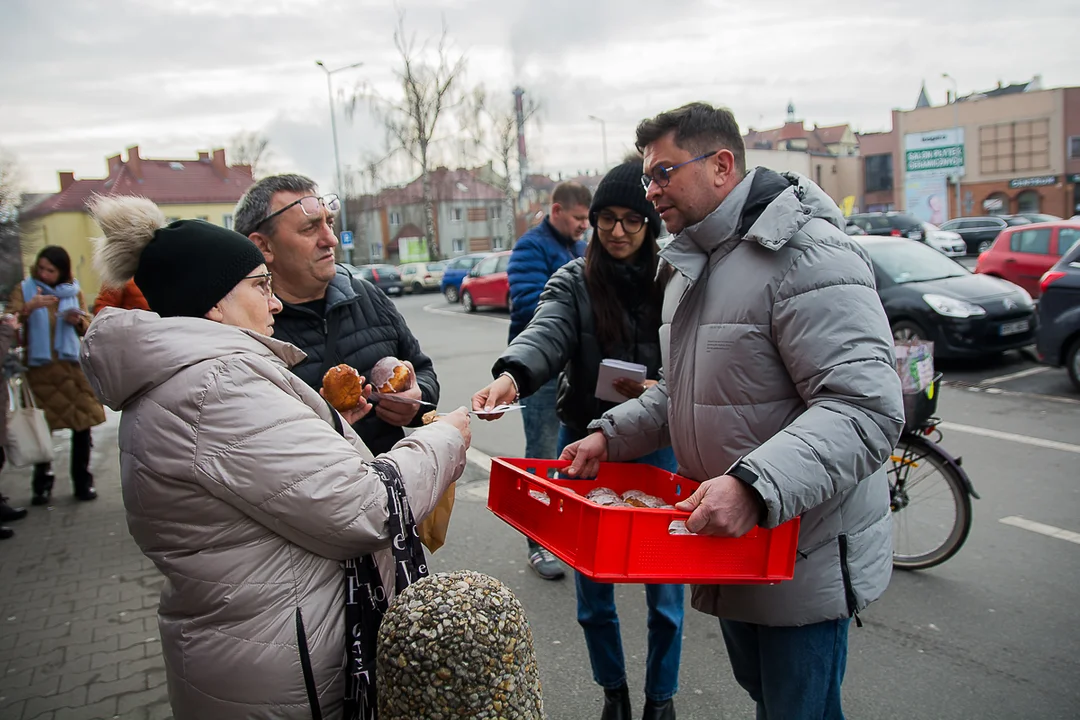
889, 433, 973, 570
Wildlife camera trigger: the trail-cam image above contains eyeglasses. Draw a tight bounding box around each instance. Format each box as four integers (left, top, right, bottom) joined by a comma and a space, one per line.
244, 272, 274, 298
595, 211, 647, 234
255, 194, 340, 231
640, 150, 720, 190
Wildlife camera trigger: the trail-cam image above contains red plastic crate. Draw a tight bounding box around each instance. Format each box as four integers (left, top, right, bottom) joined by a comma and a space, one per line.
487, 458, 800, 584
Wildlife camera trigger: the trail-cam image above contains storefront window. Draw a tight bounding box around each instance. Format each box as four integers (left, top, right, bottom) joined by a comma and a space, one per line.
983, 192, 1009, 216
1016, 190, 1041, 215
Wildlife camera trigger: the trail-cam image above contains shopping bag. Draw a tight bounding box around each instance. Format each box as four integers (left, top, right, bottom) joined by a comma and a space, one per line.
417, 481, 456, 553
6, 377, 54, 467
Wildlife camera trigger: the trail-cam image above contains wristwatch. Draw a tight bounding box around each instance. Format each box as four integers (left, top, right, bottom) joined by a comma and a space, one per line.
725, 457, 758, 486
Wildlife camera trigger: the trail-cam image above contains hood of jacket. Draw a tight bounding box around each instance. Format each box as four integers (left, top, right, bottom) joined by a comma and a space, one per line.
80, 307, 307, 411
662, 167, 847, 281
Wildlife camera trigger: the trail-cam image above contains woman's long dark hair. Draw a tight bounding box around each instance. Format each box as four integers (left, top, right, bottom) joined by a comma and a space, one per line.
35, 246, 74, 286
584, 219, 662, 352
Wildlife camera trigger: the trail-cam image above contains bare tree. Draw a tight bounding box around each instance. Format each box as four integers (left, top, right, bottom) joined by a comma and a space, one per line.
0, 148, 23, 296
353, 12, 465, 260
228, 131, 272, 178
461, 87, 540, 244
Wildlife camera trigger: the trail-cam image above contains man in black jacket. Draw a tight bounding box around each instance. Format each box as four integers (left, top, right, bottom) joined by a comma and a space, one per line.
234, 174, 438, 454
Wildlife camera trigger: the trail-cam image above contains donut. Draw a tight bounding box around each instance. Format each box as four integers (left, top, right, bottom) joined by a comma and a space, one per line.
322, 364, 364, 412
371, 356, 411, 393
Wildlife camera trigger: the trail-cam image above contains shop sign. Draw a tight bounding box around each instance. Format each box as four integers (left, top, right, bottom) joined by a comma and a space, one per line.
1008, 175, 1058, 189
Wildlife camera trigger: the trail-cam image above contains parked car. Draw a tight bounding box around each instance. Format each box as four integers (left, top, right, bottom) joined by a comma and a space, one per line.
938, 215, 1032, 255
974, 222, 1080, 298
348, 264, 403, 296
1012, 213, 1062, 224
846, 212, 964, 257
856, 236, 1036, 358
440, 253, 490, 303
399, 261, 445, 294
919, 222, 967, 258
1035, 240, 1080, 390
459, 252, 511, 313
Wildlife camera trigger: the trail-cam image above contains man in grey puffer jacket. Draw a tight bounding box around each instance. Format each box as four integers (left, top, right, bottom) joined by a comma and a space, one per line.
562, 102, 905, 719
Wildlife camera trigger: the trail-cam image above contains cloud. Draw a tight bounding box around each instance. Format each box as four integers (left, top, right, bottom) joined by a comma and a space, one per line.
2, 0, 1078, 190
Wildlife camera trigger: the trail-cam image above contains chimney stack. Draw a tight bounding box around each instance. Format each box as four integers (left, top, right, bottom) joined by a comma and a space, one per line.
198, 151, 210, 162
211, 148, 227, 178
58, 172, 75, 191
106, 153, 123, 178
126, 145, 142, 179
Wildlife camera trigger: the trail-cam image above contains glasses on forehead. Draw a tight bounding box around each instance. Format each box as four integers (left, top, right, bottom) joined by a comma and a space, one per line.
256, 194, 340, 230
244, 271, 274, 299
595, 211, 646, 234
640, 150, 720, 191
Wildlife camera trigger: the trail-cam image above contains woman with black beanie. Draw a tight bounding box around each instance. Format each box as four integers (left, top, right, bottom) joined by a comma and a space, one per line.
473, 157, 683, 720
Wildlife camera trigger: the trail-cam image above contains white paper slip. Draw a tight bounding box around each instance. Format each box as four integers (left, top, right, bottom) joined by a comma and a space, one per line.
472, 404, 524, 417
595, 358, 648, 403
368, 392, 436, 409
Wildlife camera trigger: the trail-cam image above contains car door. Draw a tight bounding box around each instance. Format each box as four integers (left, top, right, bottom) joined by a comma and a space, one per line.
966, 218, 1005, 253
1009, 227, 1055, 295
468, 255, 500, 305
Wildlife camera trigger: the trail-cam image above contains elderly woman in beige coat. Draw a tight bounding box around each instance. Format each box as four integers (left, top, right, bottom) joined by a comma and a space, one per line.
79, 196, 470, 720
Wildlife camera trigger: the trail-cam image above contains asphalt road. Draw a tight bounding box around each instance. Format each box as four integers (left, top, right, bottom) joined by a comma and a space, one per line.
398, 290, 1080, 720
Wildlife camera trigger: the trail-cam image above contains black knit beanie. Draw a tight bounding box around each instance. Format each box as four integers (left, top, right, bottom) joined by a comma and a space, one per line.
590, 160, 662, 237
134, 220, 266, 318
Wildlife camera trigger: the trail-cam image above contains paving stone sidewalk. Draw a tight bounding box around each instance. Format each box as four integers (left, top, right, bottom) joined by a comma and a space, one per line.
0, 411, 172, 720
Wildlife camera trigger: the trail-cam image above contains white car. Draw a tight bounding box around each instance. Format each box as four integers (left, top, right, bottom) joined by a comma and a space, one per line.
921, 223, 967, 258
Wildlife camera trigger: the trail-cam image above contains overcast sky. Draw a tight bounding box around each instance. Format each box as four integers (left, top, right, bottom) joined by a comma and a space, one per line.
2, 0, 1078, 194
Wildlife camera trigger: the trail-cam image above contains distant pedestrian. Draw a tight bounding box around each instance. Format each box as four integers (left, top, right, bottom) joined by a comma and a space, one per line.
506, 181, 590, 580
0, 312, 29, 539
8, 246, 105, 504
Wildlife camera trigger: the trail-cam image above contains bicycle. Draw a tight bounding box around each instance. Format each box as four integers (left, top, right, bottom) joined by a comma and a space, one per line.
888, 375, 981, 570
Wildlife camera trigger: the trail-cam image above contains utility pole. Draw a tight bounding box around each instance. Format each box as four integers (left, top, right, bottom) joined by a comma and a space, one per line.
316, 59, 363, 263
588, 115, 608, 171
942, 73, 962, 219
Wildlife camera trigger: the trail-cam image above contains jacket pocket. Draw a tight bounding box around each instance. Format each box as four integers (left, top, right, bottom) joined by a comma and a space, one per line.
295, 608, 323, 720
837, 534, 861, 627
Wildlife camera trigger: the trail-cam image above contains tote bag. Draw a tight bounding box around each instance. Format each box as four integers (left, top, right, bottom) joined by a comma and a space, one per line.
6, 377, 54, 467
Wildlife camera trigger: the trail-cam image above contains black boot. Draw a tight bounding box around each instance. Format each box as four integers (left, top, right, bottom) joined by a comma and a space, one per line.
0, 496, 27, 523
642, 698, 676, 720
32, 464, 55, 506
601, 684, 631, 720
0, 527, 13, 539
71, 429, 97, 502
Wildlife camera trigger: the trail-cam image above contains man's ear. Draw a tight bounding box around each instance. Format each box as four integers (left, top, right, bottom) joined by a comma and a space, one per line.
712, 149, 737, 188
204, 303, 225, 323
249, 231, 274, 262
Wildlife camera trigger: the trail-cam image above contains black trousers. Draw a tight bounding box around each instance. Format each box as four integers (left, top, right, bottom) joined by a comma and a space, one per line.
33, 428, 93, 491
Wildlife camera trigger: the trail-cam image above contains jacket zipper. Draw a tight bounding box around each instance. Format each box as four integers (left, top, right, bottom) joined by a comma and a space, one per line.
295, 608, 323, 719
837, 535, 863, 628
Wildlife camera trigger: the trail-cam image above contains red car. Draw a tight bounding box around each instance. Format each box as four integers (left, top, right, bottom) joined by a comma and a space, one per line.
975, 221, 1080, 298
459, 251, 511, 312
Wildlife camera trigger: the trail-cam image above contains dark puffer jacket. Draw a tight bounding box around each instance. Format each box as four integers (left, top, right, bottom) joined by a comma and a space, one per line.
493, 258, 663, 436
506, 218, 587, 341
271, 266, 438, 454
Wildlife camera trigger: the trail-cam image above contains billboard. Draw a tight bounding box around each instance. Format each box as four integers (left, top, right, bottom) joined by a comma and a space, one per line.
904, 129, 965, 176
905, 175, 949, 225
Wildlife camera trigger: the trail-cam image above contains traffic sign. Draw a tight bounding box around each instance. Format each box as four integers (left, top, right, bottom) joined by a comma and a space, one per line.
340, 230, 354, 248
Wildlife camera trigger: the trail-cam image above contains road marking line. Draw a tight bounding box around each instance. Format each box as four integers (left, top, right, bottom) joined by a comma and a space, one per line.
944, 381, 1080, 406
938, 422, 1080, 455
978, 366, 1050, 385
466, 447, 493, 472
423, 303, 509, 325
999, 516, 1080, 545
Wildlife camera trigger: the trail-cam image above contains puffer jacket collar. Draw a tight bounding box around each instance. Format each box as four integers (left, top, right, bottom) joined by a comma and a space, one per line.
661, 167, 848, 282
81, 308, 307, 411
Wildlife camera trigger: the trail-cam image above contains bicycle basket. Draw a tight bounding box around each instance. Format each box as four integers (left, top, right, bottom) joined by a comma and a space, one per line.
902, 373, 942, 432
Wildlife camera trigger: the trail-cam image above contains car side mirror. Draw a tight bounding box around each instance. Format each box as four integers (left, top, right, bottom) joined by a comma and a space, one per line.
468, 268, 479, 277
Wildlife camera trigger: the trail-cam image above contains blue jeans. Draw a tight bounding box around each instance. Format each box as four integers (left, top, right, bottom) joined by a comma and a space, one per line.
558, 424, 685, 701
721, 617, 851, 720
521, 380, 560, 554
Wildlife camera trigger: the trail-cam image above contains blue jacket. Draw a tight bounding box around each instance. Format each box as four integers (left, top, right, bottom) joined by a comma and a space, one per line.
507, 217, 586, 341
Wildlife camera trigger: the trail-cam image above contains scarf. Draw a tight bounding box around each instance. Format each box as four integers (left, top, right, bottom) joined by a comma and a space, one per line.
22, 277, 81, 367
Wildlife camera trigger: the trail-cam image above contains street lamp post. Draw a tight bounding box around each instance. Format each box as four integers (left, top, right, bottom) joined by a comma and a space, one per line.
942, 73, 962, 219
316, 59, 363, 263
588, 115, 608, 171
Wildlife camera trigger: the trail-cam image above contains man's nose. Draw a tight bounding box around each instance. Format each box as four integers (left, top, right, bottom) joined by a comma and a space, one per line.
644, 180, 661, 203
319, 219, 338, 246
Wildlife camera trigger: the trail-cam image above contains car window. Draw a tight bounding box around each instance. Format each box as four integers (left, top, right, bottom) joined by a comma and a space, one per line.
863, 240, 968, 284
940, 220, 960, 230
889, 214, 922, 231
867, 217, 892, 230
468, 256, 488, 268
1010, 228, 1052, 254
474, 256, 499, 275
427, 263, 444, 271
1004, 216, 1030, 227
1057, 228, 1080, 256
496, 254, 510, 272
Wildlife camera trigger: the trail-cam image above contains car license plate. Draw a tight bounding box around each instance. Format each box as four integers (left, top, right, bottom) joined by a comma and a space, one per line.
999, 320, 1029, 336
909, 231, 923, 240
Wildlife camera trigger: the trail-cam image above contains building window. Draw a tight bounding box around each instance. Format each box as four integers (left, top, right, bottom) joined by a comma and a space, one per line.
493, 236, 506, 250
983, 192, 1009, 215
490, 205, 501, 220
979, 119, 1050, 174
389, 211, 401, 225
1069, 136, 1080, 159
452, 208, 463, 222
222, 214, 234, 230
370, 242, 383, 261
864, 154, 893, 193
1016, 190, 1041, 215
452, 238, 465, 254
